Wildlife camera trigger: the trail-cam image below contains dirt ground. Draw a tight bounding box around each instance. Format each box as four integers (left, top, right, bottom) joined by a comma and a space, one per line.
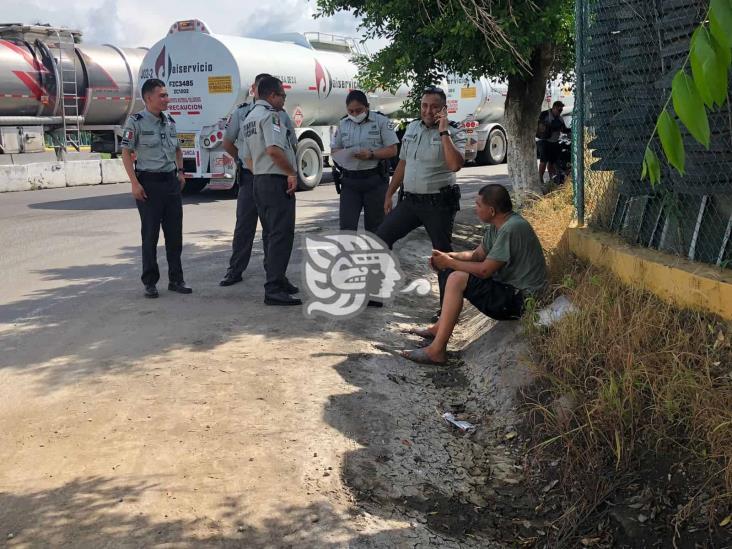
0, 174, 539, 548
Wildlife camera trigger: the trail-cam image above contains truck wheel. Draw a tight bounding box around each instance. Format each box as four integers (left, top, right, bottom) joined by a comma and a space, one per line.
182, 178, 209, 194
477, 128, 507, 165
296, 138, 323, 190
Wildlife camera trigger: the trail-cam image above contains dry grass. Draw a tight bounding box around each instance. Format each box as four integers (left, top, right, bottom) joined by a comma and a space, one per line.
520, 183, 732, 541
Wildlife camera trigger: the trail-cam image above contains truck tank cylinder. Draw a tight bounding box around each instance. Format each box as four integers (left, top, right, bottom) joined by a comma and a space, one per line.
0, 32, 146, 126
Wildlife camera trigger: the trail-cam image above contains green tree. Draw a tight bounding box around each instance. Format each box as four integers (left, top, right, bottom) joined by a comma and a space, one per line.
317, 0, 575, 196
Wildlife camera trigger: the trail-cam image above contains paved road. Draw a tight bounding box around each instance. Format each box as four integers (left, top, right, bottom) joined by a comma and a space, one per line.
0, 164, 509, 547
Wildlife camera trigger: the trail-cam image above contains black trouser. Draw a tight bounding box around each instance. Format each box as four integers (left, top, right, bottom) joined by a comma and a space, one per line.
376, 192, 457, 304
339, 172, 387, 232
376, 192, 456, 252
226, 169, 269, 278
252, 174, 296, 295
135, 170, 183, 286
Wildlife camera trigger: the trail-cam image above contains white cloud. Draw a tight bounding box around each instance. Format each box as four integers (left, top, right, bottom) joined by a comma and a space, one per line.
2, 0, 387, 51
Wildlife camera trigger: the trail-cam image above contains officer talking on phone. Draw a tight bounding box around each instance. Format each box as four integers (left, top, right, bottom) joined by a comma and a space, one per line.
375, 86, 466, 306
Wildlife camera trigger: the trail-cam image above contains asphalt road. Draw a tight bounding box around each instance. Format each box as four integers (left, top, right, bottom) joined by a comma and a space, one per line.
0, 165, 508, 320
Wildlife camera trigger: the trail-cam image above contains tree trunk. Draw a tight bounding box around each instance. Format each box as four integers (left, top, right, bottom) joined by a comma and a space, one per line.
504, 42, 555, 201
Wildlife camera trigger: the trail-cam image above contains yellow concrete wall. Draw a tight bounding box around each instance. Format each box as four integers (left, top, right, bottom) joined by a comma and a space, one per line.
567, 227, 732, 320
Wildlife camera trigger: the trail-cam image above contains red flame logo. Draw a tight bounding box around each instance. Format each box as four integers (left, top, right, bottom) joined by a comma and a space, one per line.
314, 59, 332, 99
154, 46, 166, 79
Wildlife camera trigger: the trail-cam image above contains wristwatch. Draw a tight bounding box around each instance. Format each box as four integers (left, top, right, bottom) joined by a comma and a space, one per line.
439, 130, 450, 137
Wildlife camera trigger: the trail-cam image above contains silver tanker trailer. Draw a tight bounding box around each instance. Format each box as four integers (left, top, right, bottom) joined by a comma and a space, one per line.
0, 23, 147, 159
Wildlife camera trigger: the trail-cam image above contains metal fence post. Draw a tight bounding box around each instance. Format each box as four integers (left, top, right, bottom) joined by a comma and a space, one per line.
573, 0, 586, 226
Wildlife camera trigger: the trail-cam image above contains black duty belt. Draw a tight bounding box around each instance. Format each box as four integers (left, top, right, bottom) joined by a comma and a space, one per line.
135, 170, 176, 175
403, 190, 446, 203
341, 167, 380, 179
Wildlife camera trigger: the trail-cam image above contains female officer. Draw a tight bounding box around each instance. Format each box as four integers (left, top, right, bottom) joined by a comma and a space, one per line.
331, 90, 399, 232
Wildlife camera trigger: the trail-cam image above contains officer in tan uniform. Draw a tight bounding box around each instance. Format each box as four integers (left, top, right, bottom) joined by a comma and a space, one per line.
121, 78, 191, 298
377, 86, 466, 307
239, 76, 300, 306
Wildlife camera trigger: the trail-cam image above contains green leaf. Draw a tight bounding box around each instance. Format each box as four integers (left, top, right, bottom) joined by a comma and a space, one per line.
690, 27, 729, 108
710, 10, 732, 52
641, 147, 661, 186
672, 71, 710, 148
658, 110, 685, 175
710, 0, 732, 45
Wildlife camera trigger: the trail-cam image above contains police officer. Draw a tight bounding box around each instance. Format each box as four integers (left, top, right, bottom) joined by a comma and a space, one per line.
121, 78, 191, 298
376, 85, 466, 304
239, 76, 301, 306
331, 90, 399, 232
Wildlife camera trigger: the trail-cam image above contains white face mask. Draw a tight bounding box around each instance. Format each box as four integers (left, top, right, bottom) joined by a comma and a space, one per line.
348, 112, 368, 124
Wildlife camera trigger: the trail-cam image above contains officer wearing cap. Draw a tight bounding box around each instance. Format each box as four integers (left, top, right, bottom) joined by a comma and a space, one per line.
121, 78, 192, 298
376, 86, 466, 303
239, 76, 301, 306
331, 90, 399, 232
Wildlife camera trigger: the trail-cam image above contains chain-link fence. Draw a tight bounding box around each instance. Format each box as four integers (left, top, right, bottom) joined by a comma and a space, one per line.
575, 0, 732, 268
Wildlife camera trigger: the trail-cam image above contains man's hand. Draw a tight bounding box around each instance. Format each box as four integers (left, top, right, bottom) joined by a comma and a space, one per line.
431, 249, 452, 271
131, 181, 147, 202
353, 149, 372, 160
177, 172, 186, 190
436, 106, 449, 133
286, 175, 297, 195
384, 191, 394, 215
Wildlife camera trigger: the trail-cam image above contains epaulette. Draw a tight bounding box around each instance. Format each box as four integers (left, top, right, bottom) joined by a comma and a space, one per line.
449, 120, 460, 128
340, 114, 348, 120
237, 102, 250, 109
373, 110, 387, 117
132, 113, 143, 121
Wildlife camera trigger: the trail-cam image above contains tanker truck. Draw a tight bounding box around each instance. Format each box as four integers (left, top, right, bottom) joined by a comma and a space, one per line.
0, 23, 146, 157
445, 76, 574, 165
140, 19, 408, 193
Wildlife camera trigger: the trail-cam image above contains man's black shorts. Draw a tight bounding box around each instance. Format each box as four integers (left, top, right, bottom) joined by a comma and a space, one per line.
539, 140, 560, 163
439, 270, 525, 321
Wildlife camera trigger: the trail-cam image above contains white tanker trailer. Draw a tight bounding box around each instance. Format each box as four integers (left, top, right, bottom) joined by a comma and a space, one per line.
445, 76, 574, 165
0, 23, 147, 157
140, 19, 408, 192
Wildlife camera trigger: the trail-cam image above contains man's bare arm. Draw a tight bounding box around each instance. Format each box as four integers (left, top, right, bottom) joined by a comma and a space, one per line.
223, 139, 238, 159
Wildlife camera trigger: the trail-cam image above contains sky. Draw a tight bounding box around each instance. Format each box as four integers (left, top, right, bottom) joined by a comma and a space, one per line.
2, 0, 385, 50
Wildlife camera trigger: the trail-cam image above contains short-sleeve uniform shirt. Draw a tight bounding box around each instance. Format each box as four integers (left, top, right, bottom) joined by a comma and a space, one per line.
239, 100, 297, 176
331, 111, 399, 171
399, 120, 467, 193
121, 109, 179, 172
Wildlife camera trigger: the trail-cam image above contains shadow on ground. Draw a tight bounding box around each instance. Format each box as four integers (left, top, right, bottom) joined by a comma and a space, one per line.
0, 476, 409, 548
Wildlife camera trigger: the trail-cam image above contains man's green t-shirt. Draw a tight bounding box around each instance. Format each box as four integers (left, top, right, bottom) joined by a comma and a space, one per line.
482, 212, 548, 295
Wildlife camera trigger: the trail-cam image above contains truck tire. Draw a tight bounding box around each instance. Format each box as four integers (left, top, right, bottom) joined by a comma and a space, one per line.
182, 178, 209, 194
477, 128, 507, 165
296, 138, 323, 190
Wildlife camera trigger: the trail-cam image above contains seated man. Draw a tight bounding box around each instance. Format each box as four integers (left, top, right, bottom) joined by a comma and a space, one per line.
401, 183, 547, 365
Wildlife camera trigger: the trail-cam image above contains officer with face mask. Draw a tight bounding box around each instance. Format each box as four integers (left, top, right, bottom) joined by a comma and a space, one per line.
331, 90, 399, 232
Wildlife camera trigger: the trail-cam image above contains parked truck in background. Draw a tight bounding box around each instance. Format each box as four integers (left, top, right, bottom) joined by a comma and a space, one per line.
445, 76, 574, 165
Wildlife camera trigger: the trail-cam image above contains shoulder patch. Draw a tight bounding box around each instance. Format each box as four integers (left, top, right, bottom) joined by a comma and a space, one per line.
132, 113, 143, 121
449, 120, 459, 128
166, 113, 176, 124
237, 102, 250, 109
